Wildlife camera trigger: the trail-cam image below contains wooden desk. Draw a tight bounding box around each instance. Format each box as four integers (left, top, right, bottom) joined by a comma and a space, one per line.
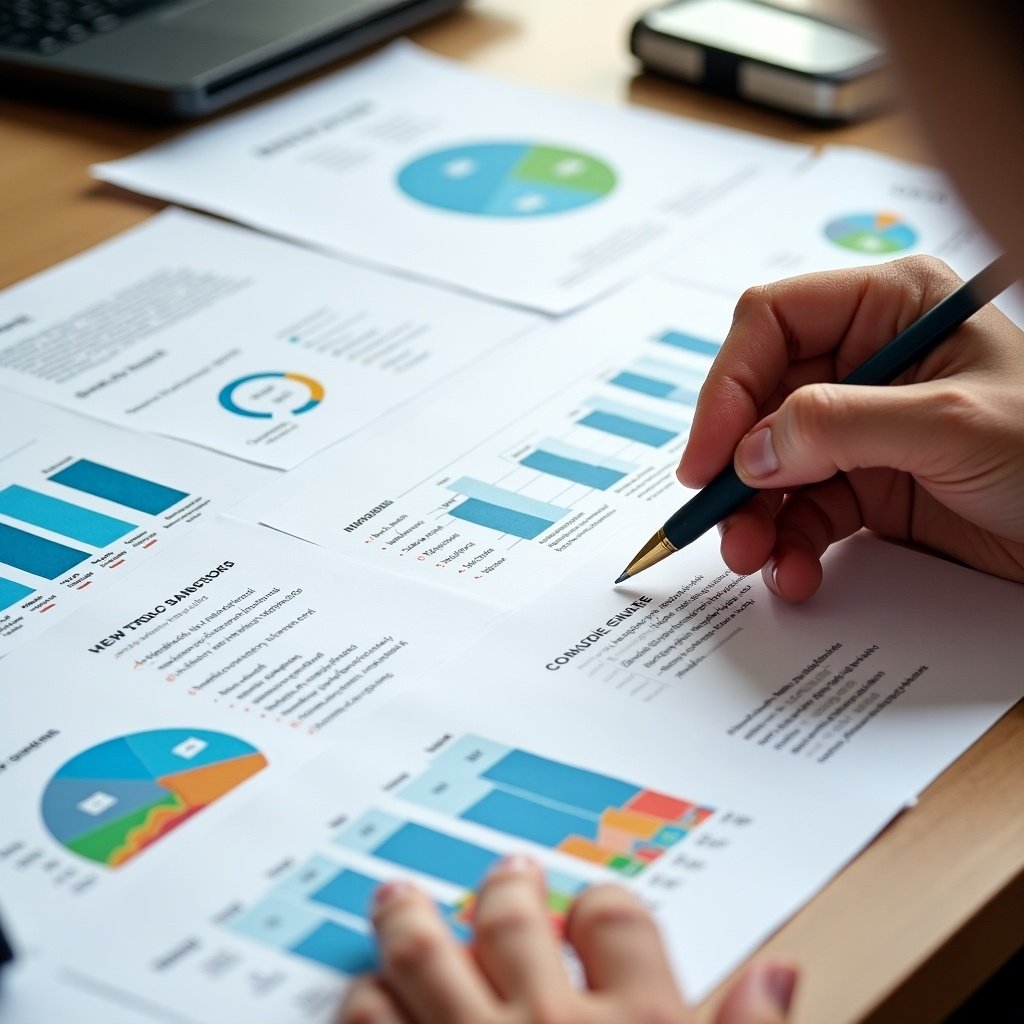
1, 2, 1022, 1021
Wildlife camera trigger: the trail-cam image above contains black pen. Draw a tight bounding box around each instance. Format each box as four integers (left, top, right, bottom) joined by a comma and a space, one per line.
614, 255, 1017, 584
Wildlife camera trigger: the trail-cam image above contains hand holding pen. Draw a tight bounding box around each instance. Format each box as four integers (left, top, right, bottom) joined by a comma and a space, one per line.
618, 256, 1024, 600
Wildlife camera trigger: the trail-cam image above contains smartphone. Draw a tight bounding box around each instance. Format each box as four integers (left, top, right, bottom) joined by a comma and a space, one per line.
630, 0, 891, 122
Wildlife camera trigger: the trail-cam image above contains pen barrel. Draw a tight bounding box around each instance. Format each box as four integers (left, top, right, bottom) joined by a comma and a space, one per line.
664, 468, 757, 550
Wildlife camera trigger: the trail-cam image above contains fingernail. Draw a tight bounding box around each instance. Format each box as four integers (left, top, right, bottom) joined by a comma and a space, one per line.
762, 558, 780, 596
738, 427, 779, 479
372, 880, 413, 912
762, 964, 797, 1013
488, 854, 536, 879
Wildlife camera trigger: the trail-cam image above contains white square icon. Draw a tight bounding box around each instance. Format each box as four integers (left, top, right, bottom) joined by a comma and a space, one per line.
172, 737, 208, 760
77, 791, 117, 816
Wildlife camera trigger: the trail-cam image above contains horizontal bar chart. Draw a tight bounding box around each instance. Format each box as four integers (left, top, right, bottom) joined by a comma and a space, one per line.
578, 397, 686, 448
49, 459, 187, 516
399, 735, 714, 876
654, 329, 720, 357
448, 476, 569, 540
0, 521, 89, 580
0, 577, 32, 612
0, 485, 136, 547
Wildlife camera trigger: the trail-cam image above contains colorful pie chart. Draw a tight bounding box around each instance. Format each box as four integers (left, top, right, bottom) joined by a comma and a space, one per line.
397, 142, 617, 218
824, 212, 918, 254
41, 729, 267, 868
218, 372, 324, 419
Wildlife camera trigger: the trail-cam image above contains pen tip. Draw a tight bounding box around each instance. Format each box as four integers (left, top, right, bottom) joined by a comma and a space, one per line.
614, 572, 630, 584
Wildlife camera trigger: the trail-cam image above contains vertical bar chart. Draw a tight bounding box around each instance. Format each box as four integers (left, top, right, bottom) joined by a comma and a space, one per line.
399, 735, 714, 876
447, 477, 570, 540
654, 329, 720, 357
577, 397, 686, 448
0, 485, 136, 547
519, 438, 635, 490
49, 459, 187, 516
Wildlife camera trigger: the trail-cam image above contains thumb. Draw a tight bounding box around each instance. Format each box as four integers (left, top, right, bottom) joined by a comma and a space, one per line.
714, 962, 797, 1024
733, 380, 960, 488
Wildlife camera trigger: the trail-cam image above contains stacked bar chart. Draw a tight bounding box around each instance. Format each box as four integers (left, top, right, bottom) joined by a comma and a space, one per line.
653, 329, 721, 357
399, 735, 714, 876
447, 476, 570, 541
578, 397, 686, 448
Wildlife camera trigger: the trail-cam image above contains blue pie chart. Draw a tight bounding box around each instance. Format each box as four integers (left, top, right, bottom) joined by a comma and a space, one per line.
397, 142, 617, 218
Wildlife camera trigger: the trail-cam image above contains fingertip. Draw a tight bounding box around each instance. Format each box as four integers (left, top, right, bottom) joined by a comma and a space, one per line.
716, 960, 798, 1024
764, 546, 823, 603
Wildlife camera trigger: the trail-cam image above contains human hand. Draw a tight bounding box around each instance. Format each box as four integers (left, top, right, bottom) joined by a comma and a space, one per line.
678, 256, 1024, 602
338, 855, 796, 1024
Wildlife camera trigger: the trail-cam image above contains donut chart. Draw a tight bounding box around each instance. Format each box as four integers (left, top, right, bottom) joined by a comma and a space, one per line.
41, 729, 268, 868
397, 142, 616, 218
824, 212, 917, 254
218, 372, 325, 419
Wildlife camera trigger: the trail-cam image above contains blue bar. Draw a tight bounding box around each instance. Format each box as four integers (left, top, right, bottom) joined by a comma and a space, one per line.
634, 357, 706, 388
450, 498, 554, 540
50, 459, 187, 516
579, 411, 677, 447
311, 869, 380, 919
583, 397, 687, 433
0, 577, 32, 611
484, 750, 641, 816
535, 438, 636, 475
291, 921, 377, 974
656, 330, 720, 357
374, 822, 498, 889
610, 371, 675, 399
521, 450, 625, 490
449, 477, 568, 522
0, 485, 136, 547
463, 789, 598, 846
0, 522, 89, 579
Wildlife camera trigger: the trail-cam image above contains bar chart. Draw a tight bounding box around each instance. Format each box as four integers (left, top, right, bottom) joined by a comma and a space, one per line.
609, 357, 704, 406
399, 735, 714, 876
448, 477, 571, 541
653, 328, 721, 358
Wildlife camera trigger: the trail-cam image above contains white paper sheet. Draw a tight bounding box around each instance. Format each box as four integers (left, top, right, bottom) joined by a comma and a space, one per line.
0, 210, 536, 469
92, 43, 812, 314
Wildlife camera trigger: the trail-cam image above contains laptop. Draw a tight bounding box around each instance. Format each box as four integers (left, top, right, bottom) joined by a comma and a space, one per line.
0, 0, 463, 118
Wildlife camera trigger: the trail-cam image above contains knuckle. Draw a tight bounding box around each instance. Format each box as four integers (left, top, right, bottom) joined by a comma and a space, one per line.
474, 905, 538, 946
628, 995, 687, 1024
569, 885, 655, 936
784, 383, 841, 447
381, 923, 444, 977
890, 252, 957, 287
731, 283, 771, 324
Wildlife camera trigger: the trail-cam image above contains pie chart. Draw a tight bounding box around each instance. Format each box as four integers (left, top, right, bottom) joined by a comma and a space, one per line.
41, 729, 267, 868
397, 142, 617, 218
824, 212, 918, 254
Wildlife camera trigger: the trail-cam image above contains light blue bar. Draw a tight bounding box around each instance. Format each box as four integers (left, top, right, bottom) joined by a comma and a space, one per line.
582, 397, 688, 434
463, 789, 598, 846
373, 822, 498, 889
448, 477, 569, 523
0, 577, 32, 612
634, 357, 707, 388
610, 371, 676, 400
484, 750, 641, 815
291, 921, 377, 975
399, 764, 492, 816
0, 485, 136, 547
536, 438, 636, 474
50, 459, 187, 516
579, 412, 677, 448
0, 522, 89, 579
450, 499, 554, 540
275, 856, 345, 899
229, 896, 324, 949
656, 330, 720, 356
521, 450, 625, 490
335, 809, 405, 855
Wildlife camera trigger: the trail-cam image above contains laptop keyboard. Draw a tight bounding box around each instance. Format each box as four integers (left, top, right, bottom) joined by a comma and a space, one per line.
0, 0, 172, 54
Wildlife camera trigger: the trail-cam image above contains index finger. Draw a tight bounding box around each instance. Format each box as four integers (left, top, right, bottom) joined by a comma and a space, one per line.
678, 256, 962, 488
